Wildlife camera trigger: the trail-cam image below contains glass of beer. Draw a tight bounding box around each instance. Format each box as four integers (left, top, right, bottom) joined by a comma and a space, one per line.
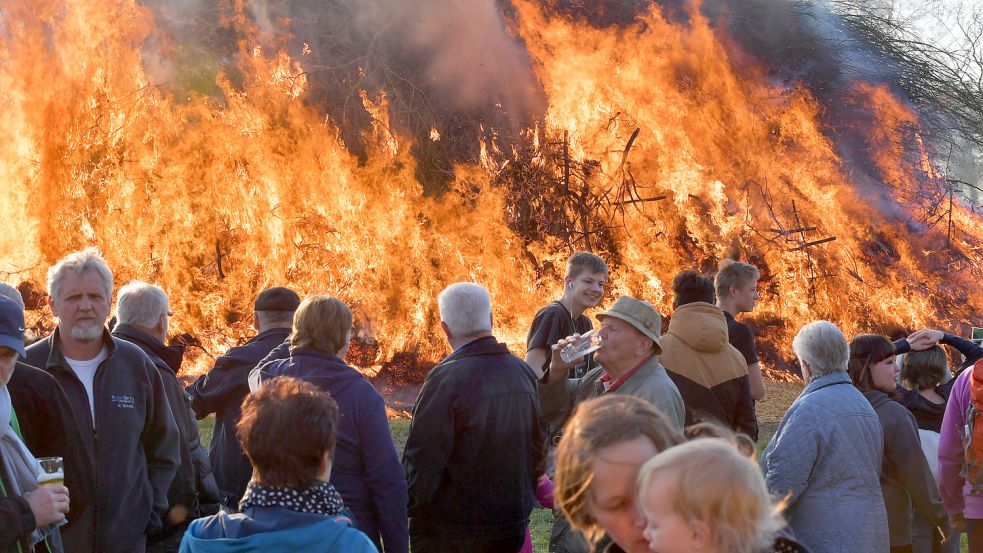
37, 457, 64, 487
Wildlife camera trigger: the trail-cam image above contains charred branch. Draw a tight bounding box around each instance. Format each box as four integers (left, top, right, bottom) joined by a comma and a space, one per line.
789, 236, 837, 251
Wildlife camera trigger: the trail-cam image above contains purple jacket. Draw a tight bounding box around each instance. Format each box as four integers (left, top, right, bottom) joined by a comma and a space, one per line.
939, 364, 983, 519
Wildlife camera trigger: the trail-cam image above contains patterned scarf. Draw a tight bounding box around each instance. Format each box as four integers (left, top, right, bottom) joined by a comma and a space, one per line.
239, 481, 346, 516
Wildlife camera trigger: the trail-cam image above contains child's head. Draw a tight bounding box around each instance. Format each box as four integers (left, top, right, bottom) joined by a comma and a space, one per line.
900, 345, 949, 390
635, 438, 783, 553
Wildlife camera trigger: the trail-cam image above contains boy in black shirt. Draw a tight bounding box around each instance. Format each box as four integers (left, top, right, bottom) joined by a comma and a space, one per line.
525, 252, 608, 380
715, 259, 764, 440
525, 252, 607, 553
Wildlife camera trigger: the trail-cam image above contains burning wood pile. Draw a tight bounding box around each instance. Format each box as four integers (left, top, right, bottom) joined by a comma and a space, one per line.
0, 0, 980, 384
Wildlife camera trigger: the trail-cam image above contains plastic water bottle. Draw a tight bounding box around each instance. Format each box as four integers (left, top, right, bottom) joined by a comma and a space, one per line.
560, 329, 603, 363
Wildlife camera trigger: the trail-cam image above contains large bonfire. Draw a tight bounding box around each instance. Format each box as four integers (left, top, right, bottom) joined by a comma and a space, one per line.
0, 0, 979, 381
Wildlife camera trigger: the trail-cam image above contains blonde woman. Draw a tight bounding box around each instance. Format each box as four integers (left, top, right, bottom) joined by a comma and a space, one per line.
553, 394, 684, 553
251, 296, 407, 553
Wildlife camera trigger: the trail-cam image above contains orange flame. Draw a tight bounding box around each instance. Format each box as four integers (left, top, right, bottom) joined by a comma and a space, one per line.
0, 0, 980, 381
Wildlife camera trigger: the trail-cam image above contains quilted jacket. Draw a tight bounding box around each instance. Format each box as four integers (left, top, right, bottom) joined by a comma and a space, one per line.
762, 371, 888, 553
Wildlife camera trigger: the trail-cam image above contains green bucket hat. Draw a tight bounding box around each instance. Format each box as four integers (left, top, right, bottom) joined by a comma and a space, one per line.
596, 296, 663, 355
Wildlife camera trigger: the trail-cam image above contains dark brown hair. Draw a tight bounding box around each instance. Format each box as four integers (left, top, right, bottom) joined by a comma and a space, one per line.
847, 334, 897, 392
672, 269, 715, 307
237, 377, 339, 489
900, 345, 948, 390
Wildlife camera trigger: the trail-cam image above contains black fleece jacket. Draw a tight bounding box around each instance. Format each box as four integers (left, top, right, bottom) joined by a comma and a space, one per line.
112, 324, 220, 534
25, 329, 179, 553
7, 361, 95, 538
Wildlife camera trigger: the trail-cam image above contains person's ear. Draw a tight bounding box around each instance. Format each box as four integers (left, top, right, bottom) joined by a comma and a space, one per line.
800, 359, 813, 380
689, 519, 712, 549
318, 451, 333, 482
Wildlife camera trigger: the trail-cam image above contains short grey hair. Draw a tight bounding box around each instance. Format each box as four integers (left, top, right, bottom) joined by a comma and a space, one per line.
437, 282, 492, 338
116, 280, 168, 328
0, 283, 24, 312
47, 247, 113, 303
792, 320, 849, 378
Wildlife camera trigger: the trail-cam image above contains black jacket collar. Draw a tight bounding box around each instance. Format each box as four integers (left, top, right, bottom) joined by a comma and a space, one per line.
42, 326, 117, 371
444, 335, 509, 362
249, 327, 291, 344
112, 324, 185, 374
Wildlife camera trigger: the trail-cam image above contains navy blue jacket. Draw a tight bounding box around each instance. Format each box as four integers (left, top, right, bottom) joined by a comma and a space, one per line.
188, 328, 290, 508
403, 336, 547, 541
25, 329, 180, 553
251, 349, 408, 553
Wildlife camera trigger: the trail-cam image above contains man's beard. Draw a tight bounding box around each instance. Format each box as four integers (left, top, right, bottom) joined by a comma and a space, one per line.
69, 321, 104, 341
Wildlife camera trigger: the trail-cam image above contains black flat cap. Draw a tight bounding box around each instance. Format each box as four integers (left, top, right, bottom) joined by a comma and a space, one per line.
254, 287, 301, 312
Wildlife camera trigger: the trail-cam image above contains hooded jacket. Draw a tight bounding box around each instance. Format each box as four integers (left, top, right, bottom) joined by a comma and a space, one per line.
187, 328, 290, 508
659, 302, 755, 436
178, 507, 377, 553
251, 349, 408, 553
25, 329, 180, 553
112, 324, 221, 533
863, 389, 947, 547
403, 336, 547, 542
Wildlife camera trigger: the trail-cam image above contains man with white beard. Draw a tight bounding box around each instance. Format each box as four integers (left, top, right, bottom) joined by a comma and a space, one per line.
25, 248, 179, 553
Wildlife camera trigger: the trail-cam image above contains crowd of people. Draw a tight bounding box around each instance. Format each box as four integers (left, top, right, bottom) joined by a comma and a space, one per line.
0, 247, 979, 553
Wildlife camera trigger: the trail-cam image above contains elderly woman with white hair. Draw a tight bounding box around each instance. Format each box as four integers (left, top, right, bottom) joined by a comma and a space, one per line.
762, 320, 889, 553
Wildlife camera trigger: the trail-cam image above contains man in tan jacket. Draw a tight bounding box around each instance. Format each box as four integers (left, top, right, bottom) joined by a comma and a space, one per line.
660, 270, 755, 437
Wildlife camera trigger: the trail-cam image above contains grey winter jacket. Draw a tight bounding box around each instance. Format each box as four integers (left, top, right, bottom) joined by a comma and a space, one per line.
538, 355, 686, 432
762, 371, 888, 553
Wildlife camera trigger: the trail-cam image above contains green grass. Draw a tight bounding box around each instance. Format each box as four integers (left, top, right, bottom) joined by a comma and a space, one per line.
196, 382, 969, 552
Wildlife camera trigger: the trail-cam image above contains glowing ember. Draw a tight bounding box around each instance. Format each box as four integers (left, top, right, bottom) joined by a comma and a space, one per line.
0, 0, 979, 382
